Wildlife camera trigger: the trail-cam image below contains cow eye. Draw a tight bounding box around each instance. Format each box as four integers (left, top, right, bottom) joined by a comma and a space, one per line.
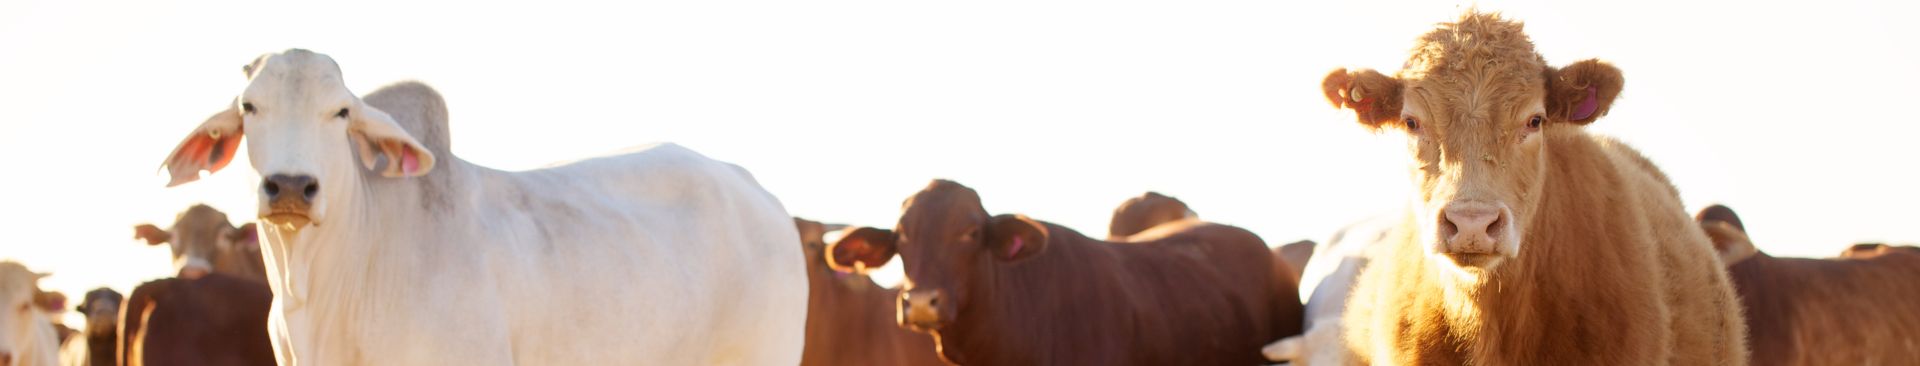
1403, 116, 1420, 131
241, 102, 257, 114
1527, 115, 1544, 129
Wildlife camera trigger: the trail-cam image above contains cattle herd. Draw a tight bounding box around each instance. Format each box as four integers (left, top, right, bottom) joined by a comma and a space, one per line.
1, 10, 1915, 366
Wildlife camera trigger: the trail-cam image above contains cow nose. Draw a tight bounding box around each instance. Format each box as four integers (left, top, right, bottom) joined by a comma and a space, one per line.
1439, 201, 1507, 254
0, 351, 12, 366
262, 174, 319, 202
899, 289, 944, 330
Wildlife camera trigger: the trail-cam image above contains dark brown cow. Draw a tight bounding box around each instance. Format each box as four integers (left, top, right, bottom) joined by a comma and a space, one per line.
117, 274, 273, 366
827, 180, 1301, 365
59, 288, 121, 366
1106, 192, 1197, 240
132, 205, 264, 282
1697, 205, 1920, 366
794, 218, 945, 366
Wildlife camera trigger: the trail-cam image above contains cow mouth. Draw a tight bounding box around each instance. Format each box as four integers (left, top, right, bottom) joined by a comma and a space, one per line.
263, 212, 312, 230
1441, 252, 1503, 269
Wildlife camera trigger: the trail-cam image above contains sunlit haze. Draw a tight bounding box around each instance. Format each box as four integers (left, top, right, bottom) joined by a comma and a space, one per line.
2, 1, 1915, 326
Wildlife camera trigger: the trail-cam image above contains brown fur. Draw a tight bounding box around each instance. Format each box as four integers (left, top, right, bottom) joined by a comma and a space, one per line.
1106, 192, 1198, 240
828, 180, 1301, 365
1698, 206, 1920, 366
117, 274, 274, 366
1323, 11, 1746, 365
792, 218, 945, 366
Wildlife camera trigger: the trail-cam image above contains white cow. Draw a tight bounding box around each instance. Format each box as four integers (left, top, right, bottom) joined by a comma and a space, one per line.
1263, 214, 1400, 366
0, 262, 60, 366
157, 49, 808, 365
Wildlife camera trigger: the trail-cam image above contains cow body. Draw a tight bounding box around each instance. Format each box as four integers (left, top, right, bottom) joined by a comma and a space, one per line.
1319, 12, 1744, 365
156, 51, 806, 365
1699, 207, 1920, 366
830, 181, 1299, 365
118, 275, 273, 366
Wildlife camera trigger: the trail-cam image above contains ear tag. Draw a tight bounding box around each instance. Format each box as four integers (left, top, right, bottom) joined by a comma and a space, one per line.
1006, 237, 1025, 258
208, 129, 222, 139
1572, 86, 1600, 120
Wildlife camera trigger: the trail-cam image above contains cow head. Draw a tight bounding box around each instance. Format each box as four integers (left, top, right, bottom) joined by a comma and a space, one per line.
0, 262, 56, 366
159, 49, 435, 232
74, 288, 122, 337
825, 180, 1048, 333
1321, 11, 1622, 274
1107, 191, 1197, 240
1694, 205, 1760, 265
133, 204, 257, 279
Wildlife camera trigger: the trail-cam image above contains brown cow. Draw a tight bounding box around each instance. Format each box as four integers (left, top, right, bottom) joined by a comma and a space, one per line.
57, 288, 121, 366
1106, 191, 1197, 240
827, 180, 1300, 365
117, 275, 273, 366
1320, 11, 1746, 365
1697, 205, 1920, 366
132, 205, 264, 282
794, 218, 945, 366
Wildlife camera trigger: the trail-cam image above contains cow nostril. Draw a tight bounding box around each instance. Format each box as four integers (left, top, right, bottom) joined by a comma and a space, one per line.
928, 296, 940, 307
262, 179, 281, 198
303, 181, 319, 200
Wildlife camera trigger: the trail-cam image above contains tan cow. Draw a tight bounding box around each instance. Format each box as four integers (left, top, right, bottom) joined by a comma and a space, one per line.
1697, 205, 1920, 366
1318, 11, 1746, 365
793, 218, 944, 366
133, 205, 264, 282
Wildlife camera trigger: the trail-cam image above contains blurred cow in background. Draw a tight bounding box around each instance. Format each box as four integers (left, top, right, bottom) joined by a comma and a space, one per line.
1698, 205, 1920, 366
133, 205, 264, 282
794, 218, 944, 366
0, 262, 63, 366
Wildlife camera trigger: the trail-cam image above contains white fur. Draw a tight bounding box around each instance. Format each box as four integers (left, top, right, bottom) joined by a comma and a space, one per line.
1266, 214, 1399, 365
165, 50, 807, 365
0, 263, 58, 366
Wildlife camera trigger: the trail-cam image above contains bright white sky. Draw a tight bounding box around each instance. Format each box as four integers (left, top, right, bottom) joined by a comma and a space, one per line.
2, 1, 1915, 325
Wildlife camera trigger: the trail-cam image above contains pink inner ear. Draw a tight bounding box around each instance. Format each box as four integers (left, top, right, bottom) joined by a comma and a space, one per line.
1006, 237, 1025, 258
1572, 86, 1600, 120
400, 147, 420, 175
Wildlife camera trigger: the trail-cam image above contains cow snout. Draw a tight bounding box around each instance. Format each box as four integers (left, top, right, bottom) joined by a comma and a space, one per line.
1439, 201, 1508, 256
263, 174, 318, 203
899, 289, 946, 331
262, 174, 317, 228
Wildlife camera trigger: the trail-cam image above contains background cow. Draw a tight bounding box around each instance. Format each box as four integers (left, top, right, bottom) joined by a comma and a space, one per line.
132, 205, 264, 282
794, 218, 944, 366
828, 180, 1300, 365
1698, 205, 1920, 366
1318, 11, 1745, 365
0, 262, 63, 366
1106, 191, 1198, 241
57, 288, 120, 366
116, 275, 273, 366
154, 49, 806, 365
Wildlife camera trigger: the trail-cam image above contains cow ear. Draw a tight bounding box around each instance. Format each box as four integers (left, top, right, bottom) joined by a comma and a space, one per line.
827, 227, 897, 274
793, 218, 828, 250
986, 214, 1048, 262
134, 224, 172, 245
228, 223, 260, 251
349, 100, 437, 178
1695, 204, 1756, 265
33, 291, 64, 312
1546, 59, 1624, 125
160, 106, 244, 187
1321, 68, 1405, 129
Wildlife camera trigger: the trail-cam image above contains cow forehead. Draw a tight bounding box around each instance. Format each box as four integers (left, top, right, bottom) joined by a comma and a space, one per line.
899, 181, 987, 238
245, 50, 352, 103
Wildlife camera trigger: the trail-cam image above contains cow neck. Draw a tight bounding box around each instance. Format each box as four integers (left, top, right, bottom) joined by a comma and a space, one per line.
266, 159, 467, 317
804, 270, 902, 362
938, 221, 1092, 364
